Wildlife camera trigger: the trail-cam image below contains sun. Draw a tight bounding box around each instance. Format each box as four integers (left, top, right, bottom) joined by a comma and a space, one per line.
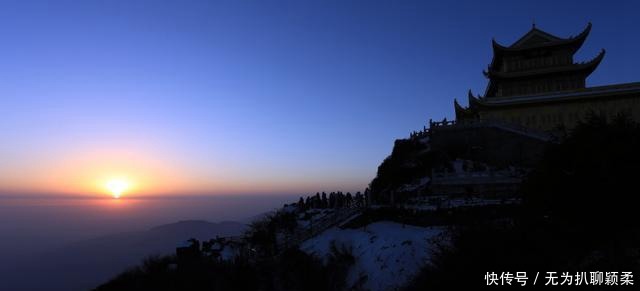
105, 179, 130, 199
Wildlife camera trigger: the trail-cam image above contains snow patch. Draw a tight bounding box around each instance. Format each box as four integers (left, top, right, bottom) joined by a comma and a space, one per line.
301, 221, 444, 291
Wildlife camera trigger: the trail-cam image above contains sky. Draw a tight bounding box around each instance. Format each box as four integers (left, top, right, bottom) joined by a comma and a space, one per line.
1, 0, 639, 197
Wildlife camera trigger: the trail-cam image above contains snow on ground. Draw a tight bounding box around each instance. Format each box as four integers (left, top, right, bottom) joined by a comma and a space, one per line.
301, 221, 445, 291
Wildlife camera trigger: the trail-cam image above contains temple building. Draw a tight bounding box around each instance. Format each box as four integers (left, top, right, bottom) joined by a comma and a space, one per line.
454, 23, 640, 133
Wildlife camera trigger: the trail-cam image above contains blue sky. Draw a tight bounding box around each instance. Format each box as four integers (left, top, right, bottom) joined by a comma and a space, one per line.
1, 0, 639, 195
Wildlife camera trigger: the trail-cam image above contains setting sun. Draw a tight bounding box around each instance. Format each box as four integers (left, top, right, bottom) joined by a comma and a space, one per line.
106, 179, 130, 199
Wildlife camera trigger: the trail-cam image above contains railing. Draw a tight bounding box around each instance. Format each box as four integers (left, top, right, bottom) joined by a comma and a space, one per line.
410, 118, 456, 139
410, 118, 553, 141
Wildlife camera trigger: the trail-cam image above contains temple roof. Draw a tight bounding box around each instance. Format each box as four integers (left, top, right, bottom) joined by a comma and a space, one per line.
480, 23, 604, 98
484, 49, 605, 79
455, 23, 635, 124
468, 82, 640, 109
492, 22, 591, 54
487, 23, 593, 75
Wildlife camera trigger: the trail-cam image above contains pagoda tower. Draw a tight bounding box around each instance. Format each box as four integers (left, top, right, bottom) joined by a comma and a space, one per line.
453, 23, 640, 132
484, 22, 603, 98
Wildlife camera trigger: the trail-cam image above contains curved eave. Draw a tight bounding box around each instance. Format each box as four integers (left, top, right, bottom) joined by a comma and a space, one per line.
492, 38, 509, 52
453, 98, 468, 119
468, 90, 483, 107
581, 48, 605, 75
454, 98, 479, 120
566, 22, 592, 54
488, 39, 505, 70
483, 69, 490, 78
454, 98, 466, 114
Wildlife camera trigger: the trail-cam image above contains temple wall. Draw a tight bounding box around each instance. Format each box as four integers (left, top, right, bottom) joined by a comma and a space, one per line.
477, 94, 640, 132
429, 125, 549, 167
496, 74, 586, 96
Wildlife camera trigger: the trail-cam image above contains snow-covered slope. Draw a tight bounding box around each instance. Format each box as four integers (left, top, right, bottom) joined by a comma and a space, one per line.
301, 221, 444, 291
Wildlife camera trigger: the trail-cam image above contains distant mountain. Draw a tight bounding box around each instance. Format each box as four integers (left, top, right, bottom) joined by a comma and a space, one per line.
1, 220, 246, 291
149, 220, 245, 238
244, 210, 275, 223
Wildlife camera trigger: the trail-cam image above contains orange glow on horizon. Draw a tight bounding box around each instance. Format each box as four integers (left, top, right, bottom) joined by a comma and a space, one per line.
0, 143, 367, 196
0, 145, 201, 196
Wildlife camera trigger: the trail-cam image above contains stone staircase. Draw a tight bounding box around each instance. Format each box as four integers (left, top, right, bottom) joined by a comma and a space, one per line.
284, 207, 362, 249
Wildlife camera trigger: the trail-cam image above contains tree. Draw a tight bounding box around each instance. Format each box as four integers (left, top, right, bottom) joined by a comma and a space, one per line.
354, 192, 363, 208
406, 115, 640, 290
329, 192, 336, 208
321, 192, 328, 209
312, 193, 320, 209
523, 113, 640, 228
364, 188, 370, 207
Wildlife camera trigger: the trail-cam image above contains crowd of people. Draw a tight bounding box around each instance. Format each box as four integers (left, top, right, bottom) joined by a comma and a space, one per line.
296, 190, 369, 211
